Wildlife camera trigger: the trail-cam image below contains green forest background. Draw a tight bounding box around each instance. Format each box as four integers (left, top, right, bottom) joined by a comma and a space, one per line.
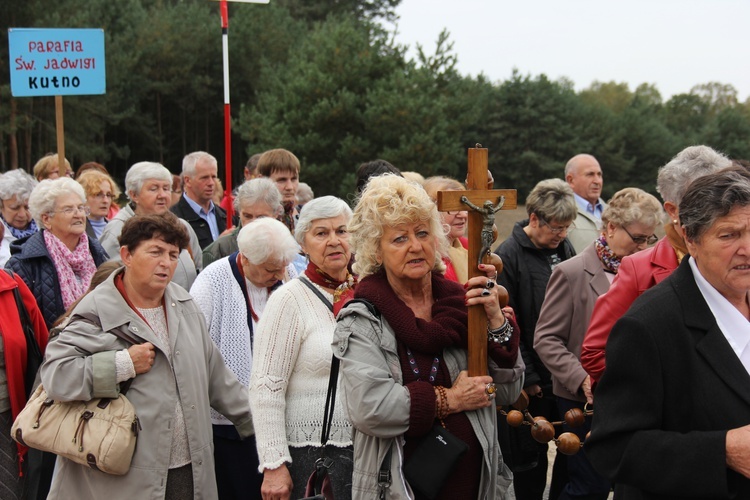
2, 0, 749, 201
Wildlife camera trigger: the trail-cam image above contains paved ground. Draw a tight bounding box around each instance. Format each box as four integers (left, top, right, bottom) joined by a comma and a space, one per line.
493, 206, 527, 251
506, 447, 614, 499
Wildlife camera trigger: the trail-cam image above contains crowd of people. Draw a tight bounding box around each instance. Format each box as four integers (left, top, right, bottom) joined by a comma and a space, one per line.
1, 143, 749, 500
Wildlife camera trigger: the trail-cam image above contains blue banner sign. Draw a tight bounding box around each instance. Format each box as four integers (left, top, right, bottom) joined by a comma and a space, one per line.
8, 28, 106, 97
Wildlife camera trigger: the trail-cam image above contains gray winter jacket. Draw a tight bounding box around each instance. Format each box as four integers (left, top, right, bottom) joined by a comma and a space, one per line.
41, 268, 253, 499
333, 301, 524, 499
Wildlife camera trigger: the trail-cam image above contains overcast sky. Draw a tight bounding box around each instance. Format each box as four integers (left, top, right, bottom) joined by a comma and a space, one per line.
393, 0, 749, 101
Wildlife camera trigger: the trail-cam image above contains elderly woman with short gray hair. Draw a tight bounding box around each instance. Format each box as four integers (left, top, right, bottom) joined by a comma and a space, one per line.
202, 177, 284, 268
5, 177, 109, 329
249, 196, 354, 500
99, 161, 202, 290
191, 217, 300, 499
494, 177, 577, 499
586, 168, 750, 498
0, 170, 38, 266
533, 187, 663, 500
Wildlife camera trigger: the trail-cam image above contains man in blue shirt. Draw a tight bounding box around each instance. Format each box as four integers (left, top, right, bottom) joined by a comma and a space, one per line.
171, 151, 227, 250
564, 154, 606, 253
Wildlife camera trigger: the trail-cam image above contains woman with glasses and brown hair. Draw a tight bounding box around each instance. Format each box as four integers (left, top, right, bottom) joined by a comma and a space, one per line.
533, 187, 662, 500
5, 177, 109, 330
494, 178, 577, 500
423, 176, 470, 284
77, 169, 121, 240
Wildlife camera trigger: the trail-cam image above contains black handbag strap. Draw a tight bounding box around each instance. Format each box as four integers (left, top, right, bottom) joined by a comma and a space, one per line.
6, 270, 43, 362
299, 276, 339, 447
299, 276, 333, 313
320, 356, 340, 446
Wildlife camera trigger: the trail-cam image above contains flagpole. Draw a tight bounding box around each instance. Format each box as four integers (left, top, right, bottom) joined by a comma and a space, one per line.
220, 0, 234, 228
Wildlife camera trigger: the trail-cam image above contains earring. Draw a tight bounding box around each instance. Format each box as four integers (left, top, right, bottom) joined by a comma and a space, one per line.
673, 220, 678, 225
608, 234, 613, 239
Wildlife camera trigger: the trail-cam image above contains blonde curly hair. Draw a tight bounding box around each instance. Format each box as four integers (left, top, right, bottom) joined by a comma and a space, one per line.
349, 174, 448, 279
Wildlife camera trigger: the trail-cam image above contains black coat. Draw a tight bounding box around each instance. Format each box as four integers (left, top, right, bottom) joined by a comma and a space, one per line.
5, 230, 109, 329
585, 257, 750, 499
170, 195, 226, 250
495, 220, 576, 389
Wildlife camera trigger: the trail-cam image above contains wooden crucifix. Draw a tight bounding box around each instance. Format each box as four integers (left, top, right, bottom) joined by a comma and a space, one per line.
437, 145, 517, 376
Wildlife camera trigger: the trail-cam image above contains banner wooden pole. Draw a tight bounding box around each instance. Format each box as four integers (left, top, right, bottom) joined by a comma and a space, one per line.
55, 95, 65, 171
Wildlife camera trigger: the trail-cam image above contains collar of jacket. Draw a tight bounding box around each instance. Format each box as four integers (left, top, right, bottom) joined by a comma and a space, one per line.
85, 267, 194, 334
9, 230, 48, 258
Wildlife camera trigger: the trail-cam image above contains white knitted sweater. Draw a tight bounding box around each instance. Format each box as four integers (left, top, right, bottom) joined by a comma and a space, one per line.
249, 275, 353, 472
190, 256, 262, 426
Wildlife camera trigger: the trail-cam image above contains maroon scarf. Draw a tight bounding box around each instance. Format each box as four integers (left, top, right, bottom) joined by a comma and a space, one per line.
354, 270, 468, 354
305, 261, 356, 315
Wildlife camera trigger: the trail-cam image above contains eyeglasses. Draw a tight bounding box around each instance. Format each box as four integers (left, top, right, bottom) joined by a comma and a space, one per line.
92, 192, 114, 200
537, 215, 571, 235
622, 225, 658, 245
52, 205, 90, 216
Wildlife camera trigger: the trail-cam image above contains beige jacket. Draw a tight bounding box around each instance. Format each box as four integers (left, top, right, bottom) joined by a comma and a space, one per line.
41, 268, 253, 499
533, 243, 610, 401
567, 200, 606, 254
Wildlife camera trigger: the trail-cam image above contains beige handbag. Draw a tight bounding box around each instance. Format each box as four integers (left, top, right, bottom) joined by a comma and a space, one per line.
11, 312, 142, 475
11, 384, 140, 475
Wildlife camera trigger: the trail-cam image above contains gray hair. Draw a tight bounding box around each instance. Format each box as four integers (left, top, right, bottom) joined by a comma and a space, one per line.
294, 196, 352, 247
296, 182, 314, 205
680, 168, 750, 242
28, 177, 86, 227
602, 187, 664, 229
237, 217, 300, 265
0, 169, 38, 206
656, 145, 731, 207
526, 178, 577, 223
125, 162, 172, 200
234, 177, 282, 215
182, 151, 217, 177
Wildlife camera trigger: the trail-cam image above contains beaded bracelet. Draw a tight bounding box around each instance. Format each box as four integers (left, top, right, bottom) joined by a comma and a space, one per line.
434, 387, 444, 419
488, 320, 513, 344
435, 385, 451, 425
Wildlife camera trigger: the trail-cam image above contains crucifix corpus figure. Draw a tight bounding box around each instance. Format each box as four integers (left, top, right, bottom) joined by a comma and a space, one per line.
437, 144, 517, 376
460, 195, 506, 267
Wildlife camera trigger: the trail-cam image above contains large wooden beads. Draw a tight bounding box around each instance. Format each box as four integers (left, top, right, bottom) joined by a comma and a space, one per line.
498, 391, 592, 455
556, 432, 582, 455
564, 407, 585, 428
506, 410, 524, 427
531, 416, 555, 443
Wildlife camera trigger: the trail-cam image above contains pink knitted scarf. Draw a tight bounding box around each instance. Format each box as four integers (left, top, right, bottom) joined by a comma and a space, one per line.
43, 230, 96, 310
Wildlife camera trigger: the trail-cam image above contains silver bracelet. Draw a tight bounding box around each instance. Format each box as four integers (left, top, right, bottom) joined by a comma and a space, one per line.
488, 320, 513, 344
